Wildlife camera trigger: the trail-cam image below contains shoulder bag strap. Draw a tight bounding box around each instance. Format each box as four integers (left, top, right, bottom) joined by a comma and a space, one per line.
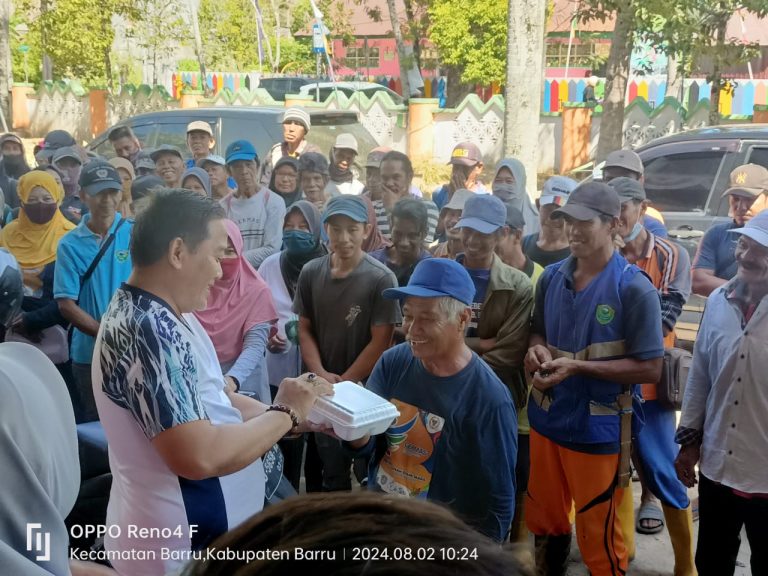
78, 216, 127, 301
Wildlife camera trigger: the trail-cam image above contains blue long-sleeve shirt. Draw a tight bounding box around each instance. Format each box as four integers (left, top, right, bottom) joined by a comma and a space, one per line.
345, 343, 517, 542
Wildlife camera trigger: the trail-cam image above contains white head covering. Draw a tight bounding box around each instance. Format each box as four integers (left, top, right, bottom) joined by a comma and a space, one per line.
0, 343, 79, 575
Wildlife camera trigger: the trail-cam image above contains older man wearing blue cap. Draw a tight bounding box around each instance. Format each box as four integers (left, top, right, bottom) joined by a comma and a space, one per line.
220, 139, 286, 269
676, 210, 768, 576
295, 194, 401, 492
345, 257, 518, 542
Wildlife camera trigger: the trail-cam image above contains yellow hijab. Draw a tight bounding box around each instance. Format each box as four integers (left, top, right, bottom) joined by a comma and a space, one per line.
0, 171, 76, 268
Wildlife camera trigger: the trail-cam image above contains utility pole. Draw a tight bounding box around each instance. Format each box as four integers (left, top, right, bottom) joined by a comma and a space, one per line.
187, 0, 208, 94
503, 0, 547, 194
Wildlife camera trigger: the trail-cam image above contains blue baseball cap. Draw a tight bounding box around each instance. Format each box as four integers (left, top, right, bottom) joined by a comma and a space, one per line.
454, 194, 507, 234
323, 195, 369, 224
383, 258, 476, 306
225, 140, 258, 164
78, 160, 123, 196
728, 210, 768, 248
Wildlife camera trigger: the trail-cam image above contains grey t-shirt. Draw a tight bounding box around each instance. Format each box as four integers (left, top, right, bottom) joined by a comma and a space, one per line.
293, 253, 402, 376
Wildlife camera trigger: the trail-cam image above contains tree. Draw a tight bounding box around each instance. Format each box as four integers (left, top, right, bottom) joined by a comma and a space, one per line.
15, 0, 137, 87
504, 0, 548, 187
636, 0, 767, 125
428, 0, 507, 105
198, 0, 261, 70
1, 0, 10, 128
127, 0, 188, 86
386, 0, 410, 97
580, 0, 635, 161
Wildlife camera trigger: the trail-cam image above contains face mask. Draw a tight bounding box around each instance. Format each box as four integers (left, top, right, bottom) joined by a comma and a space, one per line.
220, 257, 239, 279
622, 213, 643, 243
2, 154, 24, 170
493, 183, 517, 201
283, 229, 316, 254
58, 166, 81, 197
23, 202, 58, 225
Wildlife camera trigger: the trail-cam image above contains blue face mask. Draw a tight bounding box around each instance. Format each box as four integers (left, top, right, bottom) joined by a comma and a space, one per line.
283, 229, 316, 254
622, 218, 643, 243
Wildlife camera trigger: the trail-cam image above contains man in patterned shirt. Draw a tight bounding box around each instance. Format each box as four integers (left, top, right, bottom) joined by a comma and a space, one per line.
93, 189, 332, 576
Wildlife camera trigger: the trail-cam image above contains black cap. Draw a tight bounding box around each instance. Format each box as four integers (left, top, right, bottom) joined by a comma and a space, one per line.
607, 177, 646, 202
149, 144, 183, 162
43, 130, 76, 150
552, 182, 620, 221
298, 152, 329, 176
504, 204, 526, 231
78, 160, 123, 196
131, 175, 165, 201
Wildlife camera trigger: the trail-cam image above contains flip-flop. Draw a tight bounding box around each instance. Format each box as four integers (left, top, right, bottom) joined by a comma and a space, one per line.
636, 502, 665, 535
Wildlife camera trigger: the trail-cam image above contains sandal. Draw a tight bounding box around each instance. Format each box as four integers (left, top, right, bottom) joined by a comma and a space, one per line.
636, 502, 665, 535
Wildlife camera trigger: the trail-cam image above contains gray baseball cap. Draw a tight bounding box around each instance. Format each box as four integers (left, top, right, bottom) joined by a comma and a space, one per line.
604, 149, 644, 176
552, 182, 620, 221
607, 177, 646, 203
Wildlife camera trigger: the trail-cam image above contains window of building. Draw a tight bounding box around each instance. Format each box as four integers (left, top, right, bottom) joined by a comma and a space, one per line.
343, 45, 381, 70
546, 41, 609, 69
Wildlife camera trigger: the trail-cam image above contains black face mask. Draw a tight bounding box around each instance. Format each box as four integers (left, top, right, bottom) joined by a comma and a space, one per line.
2, 154, 24, 167
23, 202, 58, 225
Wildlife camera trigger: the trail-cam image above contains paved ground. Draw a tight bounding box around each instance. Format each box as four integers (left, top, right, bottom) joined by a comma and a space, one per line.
519, 480, 753, 575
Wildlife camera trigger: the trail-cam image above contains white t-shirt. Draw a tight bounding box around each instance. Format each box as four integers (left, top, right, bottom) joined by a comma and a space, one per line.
220, 187, 287, 270
325, 179, 365, 197
93, 285, 265, 576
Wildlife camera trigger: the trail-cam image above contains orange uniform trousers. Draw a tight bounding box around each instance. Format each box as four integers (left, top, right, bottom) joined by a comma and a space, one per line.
526, 428, 628, 576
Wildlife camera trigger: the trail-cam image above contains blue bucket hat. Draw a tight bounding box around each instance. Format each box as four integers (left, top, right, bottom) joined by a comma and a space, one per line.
383, 258, 476, 306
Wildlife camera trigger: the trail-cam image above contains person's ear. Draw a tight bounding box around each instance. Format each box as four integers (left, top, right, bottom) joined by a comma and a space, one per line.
640, 200, 649, 217
209, 138, 216, 151
168, 237, 185, 270
363, 222, 372, 240
459, 307, 472, 331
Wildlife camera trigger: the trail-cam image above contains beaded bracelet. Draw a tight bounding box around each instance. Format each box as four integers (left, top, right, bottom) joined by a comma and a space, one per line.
266, 404, 300, 430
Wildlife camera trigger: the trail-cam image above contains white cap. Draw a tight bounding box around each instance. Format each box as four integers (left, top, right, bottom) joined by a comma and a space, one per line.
334, 133, 359, 154
540, 175, 577, 206
186, 121, 213, 136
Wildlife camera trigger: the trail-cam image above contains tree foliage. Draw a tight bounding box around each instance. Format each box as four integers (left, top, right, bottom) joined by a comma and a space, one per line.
198, 0, 315, 72
428, 0, 508, 85
127, 0, 188, 85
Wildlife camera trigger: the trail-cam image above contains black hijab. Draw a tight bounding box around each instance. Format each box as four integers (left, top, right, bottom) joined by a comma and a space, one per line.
279, 200, 326, 299
269, 156, 302, 207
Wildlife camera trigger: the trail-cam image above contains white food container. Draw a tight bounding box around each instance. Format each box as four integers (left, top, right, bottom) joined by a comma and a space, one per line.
307, 381, 399, 441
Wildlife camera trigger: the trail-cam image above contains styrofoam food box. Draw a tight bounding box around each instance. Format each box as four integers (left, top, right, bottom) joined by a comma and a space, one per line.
307, 381, 399, 441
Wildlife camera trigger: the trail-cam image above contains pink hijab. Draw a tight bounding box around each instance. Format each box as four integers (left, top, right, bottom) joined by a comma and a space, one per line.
195, 220, 277, 364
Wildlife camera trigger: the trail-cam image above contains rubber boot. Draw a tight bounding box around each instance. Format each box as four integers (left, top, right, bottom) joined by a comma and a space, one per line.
617, 486, 636, 561
663, 504, 697, 576
534, 533, 571, 576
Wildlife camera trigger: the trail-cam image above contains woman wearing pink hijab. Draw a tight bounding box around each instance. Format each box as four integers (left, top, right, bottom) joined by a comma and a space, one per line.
195, 220, 277, 403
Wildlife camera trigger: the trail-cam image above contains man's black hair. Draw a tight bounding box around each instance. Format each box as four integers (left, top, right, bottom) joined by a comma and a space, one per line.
108, 126, 136, 142
391, 197, 428, 235
131, 189, 225, 267
381, 150, 414, 181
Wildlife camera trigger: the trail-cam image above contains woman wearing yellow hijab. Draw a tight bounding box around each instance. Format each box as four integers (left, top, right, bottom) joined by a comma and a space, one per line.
0, 170, 75, 336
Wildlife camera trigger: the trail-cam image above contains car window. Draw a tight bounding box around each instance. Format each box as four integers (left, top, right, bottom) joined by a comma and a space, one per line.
221, 115, 283, 159
306, 116, 379, 176
746, 146, 768, 170
642, 150, 726, 212
88, 123, 156, 159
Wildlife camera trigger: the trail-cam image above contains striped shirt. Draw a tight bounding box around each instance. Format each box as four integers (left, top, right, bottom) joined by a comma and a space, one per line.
373, 197, 440, 244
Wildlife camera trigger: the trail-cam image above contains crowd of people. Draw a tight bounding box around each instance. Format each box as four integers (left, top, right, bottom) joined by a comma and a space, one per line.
0, 106, 766, 576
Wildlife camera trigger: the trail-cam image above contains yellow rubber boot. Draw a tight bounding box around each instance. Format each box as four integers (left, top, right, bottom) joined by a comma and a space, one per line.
617, 487, 636, 561
662, 504, 697, 576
